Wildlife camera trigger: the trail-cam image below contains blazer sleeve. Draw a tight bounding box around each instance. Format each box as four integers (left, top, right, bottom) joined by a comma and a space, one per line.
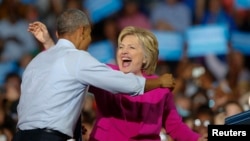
163, 93, 200, 141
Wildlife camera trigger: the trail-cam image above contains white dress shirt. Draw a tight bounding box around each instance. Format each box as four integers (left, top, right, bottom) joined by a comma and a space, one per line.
17, 39, 146, 137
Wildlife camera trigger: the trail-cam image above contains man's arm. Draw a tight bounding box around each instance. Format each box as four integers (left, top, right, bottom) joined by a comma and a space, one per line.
145, 73, 175, 92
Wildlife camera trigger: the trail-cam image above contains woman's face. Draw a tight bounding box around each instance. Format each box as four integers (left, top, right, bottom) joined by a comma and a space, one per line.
117, 35, 146, 76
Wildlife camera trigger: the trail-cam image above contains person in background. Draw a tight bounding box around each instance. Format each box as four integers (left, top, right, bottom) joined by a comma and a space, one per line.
0, 91, 16, 141
12, 9, 176, 141
0, 0, 38, 62
192, 105, 214, 138
213, 100, 244, 125
117, 0, 152, 30
223, 100, 244, 118
2, 72, 21, 124
32, 21, 207, 140
175, 93, 192, 119
200, 0, 236, 30
150, 0, 192, 32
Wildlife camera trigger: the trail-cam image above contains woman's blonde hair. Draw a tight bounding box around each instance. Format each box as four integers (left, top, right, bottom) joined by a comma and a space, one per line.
118, 26, 159, 75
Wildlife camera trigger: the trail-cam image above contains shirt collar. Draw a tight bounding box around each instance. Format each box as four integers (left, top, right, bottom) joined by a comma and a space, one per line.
56, 39, 76, 49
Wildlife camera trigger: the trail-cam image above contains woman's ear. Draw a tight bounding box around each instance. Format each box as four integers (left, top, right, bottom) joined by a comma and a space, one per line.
143, 57, 147, 64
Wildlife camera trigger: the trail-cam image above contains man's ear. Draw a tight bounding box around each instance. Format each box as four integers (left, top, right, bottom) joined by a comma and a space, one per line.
81, 27, 86, 40
56, 31, 59, 38
82, 26, 87, 35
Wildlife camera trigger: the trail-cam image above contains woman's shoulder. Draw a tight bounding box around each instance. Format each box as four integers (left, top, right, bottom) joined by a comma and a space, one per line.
143, 74, 158, 79
106, 64, 119, 70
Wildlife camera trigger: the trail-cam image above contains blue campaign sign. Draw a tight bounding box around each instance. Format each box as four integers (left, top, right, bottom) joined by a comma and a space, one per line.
88, 40, 115, 64
235, 0, 250, 9
231, 31, 250, 55
83, 0, 123, 23
185, 24, 229, 57
152, 30, 184, 61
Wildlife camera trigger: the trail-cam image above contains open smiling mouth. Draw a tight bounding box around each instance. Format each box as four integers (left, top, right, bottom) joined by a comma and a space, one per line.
122, 59, 132, 67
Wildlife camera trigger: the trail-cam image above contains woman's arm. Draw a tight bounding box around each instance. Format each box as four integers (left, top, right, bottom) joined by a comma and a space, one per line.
163, 93, 202, 141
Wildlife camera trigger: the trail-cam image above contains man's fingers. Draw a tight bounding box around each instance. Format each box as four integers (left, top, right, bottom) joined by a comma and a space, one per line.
28, 24, 41, 34
28, 24, 38, 32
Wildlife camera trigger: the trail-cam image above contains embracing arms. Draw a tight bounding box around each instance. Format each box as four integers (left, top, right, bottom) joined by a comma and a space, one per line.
28, 21, 175, 93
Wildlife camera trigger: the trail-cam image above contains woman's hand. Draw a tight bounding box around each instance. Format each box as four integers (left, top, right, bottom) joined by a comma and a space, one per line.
198, 133, 208, 141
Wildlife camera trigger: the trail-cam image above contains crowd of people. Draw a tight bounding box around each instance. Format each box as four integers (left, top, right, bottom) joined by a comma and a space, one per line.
0, 0, 250, 141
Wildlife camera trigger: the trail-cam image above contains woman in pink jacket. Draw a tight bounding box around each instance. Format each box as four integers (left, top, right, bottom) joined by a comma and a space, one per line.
28, 22, 206, 141
87, 26, 204, 141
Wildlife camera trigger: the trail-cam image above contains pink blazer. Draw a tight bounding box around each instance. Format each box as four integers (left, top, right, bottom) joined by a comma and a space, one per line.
89, 64, 200, 141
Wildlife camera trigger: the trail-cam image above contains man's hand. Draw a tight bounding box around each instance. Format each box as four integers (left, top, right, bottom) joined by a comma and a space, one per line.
145, 73, 175, 92
81, 124, 87, 135
27, 21, 55, 49
158, 73, 175, 90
